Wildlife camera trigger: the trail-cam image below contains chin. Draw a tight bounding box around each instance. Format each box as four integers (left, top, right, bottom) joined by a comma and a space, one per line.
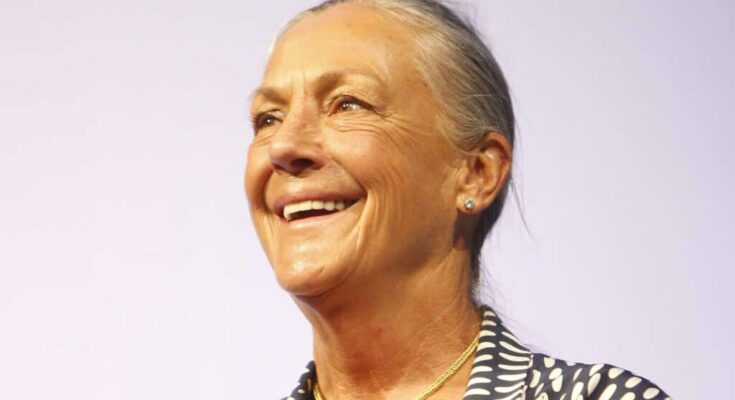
273, 258, 346, 297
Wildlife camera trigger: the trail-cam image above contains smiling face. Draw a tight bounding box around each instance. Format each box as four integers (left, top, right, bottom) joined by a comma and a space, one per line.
245, 4, 464, 298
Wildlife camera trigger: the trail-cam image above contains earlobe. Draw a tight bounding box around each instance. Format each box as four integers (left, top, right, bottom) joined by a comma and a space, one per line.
455, 132, 512, 214
463, 198, 476, 211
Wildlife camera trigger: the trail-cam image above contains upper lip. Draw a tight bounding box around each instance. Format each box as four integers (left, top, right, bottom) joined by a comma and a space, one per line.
273, 191, 364, 218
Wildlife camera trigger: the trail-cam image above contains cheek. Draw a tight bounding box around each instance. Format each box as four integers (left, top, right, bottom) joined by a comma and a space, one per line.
244, 141, 280, 261
325, 117, 458, 270
327, 117, 456, 221
329, 118, 413, 191
244, 140, 271, 208
332, 116, 452, 184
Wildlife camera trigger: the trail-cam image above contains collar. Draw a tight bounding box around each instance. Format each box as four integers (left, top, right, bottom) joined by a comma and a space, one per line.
283, 307, 532, 400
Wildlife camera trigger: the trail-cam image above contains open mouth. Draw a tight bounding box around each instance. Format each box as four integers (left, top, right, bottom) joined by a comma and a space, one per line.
281, 199, 359, 222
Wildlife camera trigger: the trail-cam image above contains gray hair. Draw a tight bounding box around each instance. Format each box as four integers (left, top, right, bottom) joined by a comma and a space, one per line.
280, 0, 515, 292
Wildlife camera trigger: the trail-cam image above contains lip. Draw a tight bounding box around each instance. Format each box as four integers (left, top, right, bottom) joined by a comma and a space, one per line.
273, 191, 365, 220
277, 198, 364, 229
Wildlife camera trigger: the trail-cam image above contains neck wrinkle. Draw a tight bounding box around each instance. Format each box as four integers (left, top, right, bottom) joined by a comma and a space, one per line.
298, 251, 482, 400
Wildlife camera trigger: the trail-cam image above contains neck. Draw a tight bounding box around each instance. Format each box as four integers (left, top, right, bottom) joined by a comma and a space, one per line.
294, 253, 481, 400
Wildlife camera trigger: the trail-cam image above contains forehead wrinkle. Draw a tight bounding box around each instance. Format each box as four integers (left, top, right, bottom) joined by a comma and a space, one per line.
251, 86, 288, 108
250, 72, 304, 111
312, 68, 388, 98
253, 68, 388, 109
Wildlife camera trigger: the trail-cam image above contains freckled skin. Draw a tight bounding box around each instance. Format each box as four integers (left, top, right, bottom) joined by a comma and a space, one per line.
246, 5, 459, 299
245, 3, 511, 399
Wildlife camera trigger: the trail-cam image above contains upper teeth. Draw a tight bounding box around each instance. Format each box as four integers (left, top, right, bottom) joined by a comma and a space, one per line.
283, 200, 346, 221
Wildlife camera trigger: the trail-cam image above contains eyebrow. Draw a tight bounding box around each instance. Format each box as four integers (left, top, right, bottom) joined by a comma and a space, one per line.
251, 68, 386, 106
251, 86, 287, 105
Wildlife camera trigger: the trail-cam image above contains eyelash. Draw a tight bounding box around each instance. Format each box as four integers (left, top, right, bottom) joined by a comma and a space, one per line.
251, 112, 278, 132
331, 95, 371, 114
251, 96, 372, 133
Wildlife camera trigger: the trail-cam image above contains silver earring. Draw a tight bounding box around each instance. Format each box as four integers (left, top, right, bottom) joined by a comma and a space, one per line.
464, 198, 476, 211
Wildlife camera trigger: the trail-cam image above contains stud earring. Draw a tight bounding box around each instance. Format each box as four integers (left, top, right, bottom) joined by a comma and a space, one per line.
464, 198, 476, 211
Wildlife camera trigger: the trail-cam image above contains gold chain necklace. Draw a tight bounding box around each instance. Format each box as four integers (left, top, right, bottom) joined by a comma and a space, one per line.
313, 332, 479, 400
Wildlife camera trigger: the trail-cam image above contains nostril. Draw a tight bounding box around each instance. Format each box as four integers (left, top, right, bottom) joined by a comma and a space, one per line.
290, 158, 314, 171
268, 136, 324, 175
272, 156, 316, 175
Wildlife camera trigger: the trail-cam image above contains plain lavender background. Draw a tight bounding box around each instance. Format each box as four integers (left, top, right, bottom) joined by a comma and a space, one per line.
0, 0, 732, 399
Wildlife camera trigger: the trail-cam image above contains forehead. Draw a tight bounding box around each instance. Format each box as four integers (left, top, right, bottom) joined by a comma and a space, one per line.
263, 4, 419, 87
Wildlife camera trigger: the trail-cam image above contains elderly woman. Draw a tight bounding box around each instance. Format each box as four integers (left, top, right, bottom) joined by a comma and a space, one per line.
246, 1, 668, 399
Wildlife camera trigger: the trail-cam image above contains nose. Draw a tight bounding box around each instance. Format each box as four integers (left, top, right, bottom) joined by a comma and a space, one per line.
268, 114, 326, 176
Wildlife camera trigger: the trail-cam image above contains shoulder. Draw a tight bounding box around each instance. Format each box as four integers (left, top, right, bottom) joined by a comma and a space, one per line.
525, 353, 670, 400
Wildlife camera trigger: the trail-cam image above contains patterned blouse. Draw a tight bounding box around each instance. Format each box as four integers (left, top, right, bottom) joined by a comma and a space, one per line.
282, 307, 670, 400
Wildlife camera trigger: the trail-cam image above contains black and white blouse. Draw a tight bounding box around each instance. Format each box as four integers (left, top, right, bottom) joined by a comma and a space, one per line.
282, 307, 670, 400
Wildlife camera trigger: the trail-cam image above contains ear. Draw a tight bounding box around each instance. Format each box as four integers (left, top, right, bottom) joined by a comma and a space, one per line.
455, 132, 512, 215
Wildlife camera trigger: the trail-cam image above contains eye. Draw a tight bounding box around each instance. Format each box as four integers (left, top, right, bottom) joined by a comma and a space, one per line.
338, 100, 364, 112
332, 96, 370, 114
252, 112, 280, 132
